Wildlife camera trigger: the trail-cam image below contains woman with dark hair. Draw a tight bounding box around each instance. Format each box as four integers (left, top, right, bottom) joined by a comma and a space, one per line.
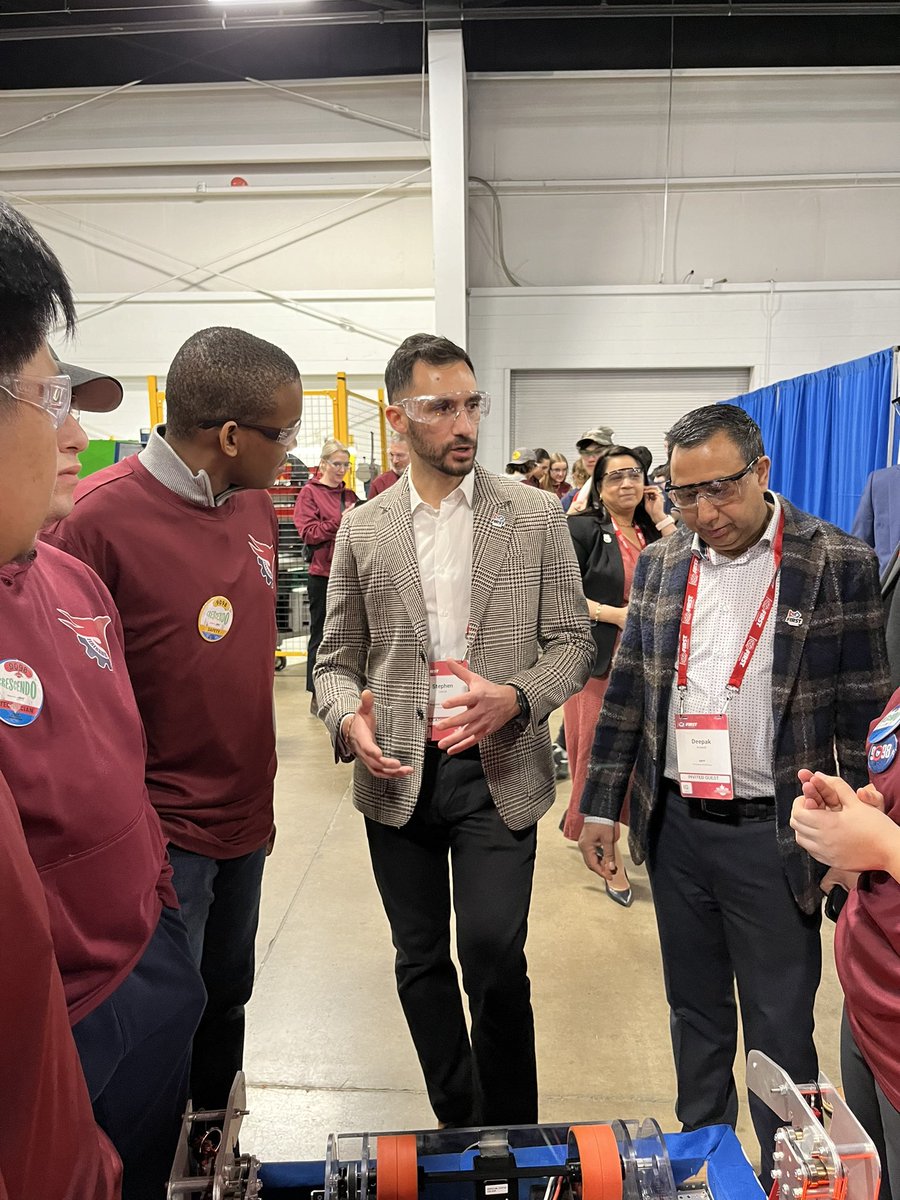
561, 445, 675, 904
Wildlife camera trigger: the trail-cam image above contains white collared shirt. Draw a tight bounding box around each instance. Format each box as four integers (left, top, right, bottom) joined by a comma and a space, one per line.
663, 495, 783, 798
408, 469, 475, 661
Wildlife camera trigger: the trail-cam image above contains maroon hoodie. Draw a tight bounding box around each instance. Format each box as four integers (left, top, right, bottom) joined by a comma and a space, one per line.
0, 769, 122, 1199
368, 469, 400, 499
0, 543, 173, 1024
293, 477, 359, 577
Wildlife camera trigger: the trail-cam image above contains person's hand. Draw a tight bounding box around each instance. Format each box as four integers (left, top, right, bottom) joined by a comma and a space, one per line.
797, 768, 884, 812
578, 822, 618, 881
858, 782, 887, 811
434, 661, 521, 754
790, 775, 900, 874
643, 485, 667, 525
568, 492, 588, 515
797, 767, 854, 810
820, 866, 860, 894
344, 689, 413, 780
610, 605, 628, 631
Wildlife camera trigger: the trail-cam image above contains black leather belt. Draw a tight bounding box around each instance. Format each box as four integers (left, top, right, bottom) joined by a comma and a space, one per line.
665, 780, 775, 822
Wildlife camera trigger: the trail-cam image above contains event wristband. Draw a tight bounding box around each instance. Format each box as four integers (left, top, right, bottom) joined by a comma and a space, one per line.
583, 816, 615, 825
655, 516, 676, 531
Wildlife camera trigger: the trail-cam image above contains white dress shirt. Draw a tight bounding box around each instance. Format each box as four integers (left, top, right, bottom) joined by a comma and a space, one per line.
408, 469, 475, 661
663, 495, 782, 798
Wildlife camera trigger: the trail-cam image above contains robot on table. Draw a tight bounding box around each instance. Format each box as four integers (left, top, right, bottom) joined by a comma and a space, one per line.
166, 1053, 881, 1200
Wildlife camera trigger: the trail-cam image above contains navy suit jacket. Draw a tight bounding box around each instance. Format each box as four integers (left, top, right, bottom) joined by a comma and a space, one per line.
851, 465, 900, 572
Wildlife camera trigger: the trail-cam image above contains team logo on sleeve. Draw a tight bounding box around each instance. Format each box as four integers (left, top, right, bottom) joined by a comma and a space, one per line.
56, 610, 113, 671
248, 534, 275, 587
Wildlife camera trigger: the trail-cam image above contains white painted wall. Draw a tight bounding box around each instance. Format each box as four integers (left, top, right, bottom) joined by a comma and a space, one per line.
6, 68, 900, 470
468, 70, 900, 287
469, 282, 900, 469
5, 78, 436, 443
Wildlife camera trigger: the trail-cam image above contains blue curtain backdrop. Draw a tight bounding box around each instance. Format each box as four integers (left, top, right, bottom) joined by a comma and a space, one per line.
720, 348, 895, 532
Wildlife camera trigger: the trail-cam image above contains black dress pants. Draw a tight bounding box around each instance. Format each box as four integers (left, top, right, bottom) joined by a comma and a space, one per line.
365, 746, 538, 1128
841, 1007, 900, 1200
647, 783, 822, 1180
306, 572, 328, 693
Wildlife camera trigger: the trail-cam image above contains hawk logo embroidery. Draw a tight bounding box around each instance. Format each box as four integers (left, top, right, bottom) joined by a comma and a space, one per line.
57, 611, 113, 671
248, 535, 275, 588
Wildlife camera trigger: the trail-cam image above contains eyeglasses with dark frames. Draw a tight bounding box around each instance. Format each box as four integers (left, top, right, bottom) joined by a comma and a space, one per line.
665, 457, 760, 511
196, 417, 302, 446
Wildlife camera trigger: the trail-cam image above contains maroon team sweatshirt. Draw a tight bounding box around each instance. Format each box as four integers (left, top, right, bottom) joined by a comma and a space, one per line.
45, 458, 279, 859
293, 477, 359, 577
0, 544, 173, 1024
367, 469, 400, 499
0, 769, 122, 1199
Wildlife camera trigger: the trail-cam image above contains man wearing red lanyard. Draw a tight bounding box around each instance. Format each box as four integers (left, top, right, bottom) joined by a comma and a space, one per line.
577, 403, 889, 1178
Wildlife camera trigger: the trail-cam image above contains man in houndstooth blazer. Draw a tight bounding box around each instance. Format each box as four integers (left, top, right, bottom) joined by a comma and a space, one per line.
315, 334, 593, 1129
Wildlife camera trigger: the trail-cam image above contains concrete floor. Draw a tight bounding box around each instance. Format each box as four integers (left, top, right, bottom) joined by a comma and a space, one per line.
243, 668, 843, 1165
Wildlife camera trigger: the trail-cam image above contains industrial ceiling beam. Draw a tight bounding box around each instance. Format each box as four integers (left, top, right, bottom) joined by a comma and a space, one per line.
2, 3, 900, 41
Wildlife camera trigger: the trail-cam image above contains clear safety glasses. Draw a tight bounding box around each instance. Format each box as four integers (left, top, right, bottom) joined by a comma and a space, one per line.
665, 458, 760, 511
401, 391, 491, 426
0, 373, 72, 429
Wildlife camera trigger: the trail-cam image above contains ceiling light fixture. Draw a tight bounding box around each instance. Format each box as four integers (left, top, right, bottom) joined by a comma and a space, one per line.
209, 0, 311, 6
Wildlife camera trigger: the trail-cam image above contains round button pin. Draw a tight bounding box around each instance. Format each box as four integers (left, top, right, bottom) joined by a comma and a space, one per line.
868, 733, 898, 775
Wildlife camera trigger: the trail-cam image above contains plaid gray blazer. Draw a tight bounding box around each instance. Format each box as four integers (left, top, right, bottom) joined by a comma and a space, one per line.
580, 495, 891, 914
315, 464, 595, 830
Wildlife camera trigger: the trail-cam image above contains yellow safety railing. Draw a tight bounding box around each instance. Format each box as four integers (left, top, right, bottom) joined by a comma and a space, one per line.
147, 376, 165, 428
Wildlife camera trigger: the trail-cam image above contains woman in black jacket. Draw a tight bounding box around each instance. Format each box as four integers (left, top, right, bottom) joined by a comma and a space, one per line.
561, 446, 676, 904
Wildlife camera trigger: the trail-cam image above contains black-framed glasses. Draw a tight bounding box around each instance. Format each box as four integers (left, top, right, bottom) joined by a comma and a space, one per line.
197, 417, 302, 446
665, 457, 760, 511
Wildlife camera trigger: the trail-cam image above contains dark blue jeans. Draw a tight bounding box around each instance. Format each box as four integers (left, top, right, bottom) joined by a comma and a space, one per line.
73, 905, 206, 1200
167, 844, 267, 1113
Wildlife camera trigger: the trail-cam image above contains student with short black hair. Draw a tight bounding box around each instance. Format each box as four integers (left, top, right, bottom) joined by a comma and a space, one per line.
46, 325, 303, 1118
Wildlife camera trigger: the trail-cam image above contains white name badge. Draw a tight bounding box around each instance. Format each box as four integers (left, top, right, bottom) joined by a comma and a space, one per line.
674, 713, 734, 800
428, 660, 468, 742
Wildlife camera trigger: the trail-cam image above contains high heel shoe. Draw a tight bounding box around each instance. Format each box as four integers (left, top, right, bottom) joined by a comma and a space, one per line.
605, 878, 634, 908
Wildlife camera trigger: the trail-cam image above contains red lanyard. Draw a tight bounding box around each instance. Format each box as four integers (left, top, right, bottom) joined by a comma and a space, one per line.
612, 519, 646, 555
676, 509, 784, 699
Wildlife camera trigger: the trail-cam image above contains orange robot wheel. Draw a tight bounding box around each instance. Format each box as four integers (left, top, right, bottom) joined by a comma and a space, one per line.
376, 1134, 419, 1200
569, 1124, 624, 1200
